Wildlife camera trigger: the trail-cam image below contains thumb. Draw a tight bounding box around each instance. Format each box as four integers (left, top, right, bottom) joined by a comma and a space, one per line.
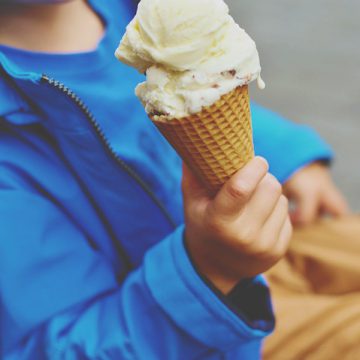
211, 156, 269, 218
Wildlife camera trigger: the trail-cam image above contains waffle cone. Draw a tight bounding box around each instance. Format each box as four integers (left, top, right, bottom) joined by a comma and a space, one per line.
150, 85, 254, 195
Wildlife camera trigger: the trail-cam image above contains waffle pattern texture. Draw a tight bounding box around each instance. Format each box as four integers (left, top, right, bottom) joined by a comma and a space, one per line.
151, 86, 254, 195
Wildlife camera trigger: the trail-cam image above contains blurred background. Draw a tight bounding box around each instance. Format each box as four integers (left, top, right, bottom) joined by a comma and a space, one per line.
229, 0, 360, 211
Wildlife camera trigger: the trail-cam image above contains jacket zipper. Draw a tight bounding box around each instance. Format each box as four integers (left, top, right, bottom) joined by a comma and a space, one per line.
41, 75, 177, 229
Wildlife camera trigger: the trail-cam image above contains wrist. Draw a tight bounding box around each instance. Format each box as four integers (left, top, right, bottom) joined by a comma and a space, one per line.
184, 228, 239, 295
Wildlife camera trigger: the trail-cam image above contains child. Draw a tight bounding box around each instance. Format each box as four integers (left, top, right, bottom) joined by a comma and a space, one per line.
0, 0, 347, 358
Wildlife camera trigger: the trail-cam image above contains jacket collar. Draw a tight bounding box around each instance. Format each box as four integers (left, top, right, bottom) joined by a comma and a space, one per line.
0, 53, 42, 124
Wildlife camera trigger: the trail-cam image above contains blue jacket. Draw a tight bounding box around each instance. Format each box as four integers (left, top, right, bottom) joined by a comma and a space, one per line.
0, 2, 332, 359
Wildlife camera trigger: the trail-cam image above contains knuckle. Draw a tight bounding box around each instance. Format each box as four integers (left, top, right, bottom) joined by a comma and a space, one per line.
256, 156, 270, 172
227, 181, 251, 200
264, 174, 282, 195
251, 157, 269, 177
239, 226, 260, 247
279, 195, 289, 209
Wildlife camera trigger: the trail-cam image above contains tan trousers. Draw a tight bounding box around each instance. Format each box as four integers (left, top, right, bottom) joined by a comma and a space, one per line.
264, 216, 360, 360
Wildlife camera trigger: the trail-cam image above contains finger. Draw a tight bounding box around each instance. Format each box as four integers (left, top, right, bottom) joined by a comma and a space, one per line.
292, 191, 319, 226
259, 195, 290, 250
211, 157, 269, 218
272, 216, 293, 258
321, 185, 350, 217
245, 173, 283, 227
182, 163, 208, 203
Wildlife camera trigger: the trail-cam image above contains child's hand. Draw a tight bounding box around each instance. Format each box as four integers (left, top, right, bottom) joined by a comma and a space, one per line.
283, 162, 350, 226
182, 157, 292, 295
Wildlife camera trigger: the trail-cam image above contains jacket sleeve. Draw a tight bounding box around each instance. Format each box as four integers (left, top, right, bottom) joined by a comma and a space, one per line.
0, 170, 273, 360
251, 103, 334, 183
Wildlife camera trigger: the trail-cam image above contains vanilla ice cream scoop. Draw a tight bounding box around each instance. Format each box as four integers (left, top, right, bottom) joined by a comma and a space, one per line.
115, 0, 264, 118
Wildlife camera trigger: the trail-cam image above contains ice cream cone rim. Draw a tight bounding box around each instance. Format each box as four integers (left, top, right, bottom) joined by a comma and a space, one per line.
150, 85, 249, 122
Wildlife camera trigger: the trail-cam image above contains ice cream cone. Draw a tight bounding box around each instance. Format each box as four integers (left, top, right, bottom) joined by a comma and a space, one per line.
150, 85, 254, 195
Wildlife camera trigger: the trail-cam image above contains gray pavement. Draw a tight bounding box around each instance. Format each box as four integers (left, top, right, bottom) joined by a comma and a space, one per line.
229, 0, 360, 211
